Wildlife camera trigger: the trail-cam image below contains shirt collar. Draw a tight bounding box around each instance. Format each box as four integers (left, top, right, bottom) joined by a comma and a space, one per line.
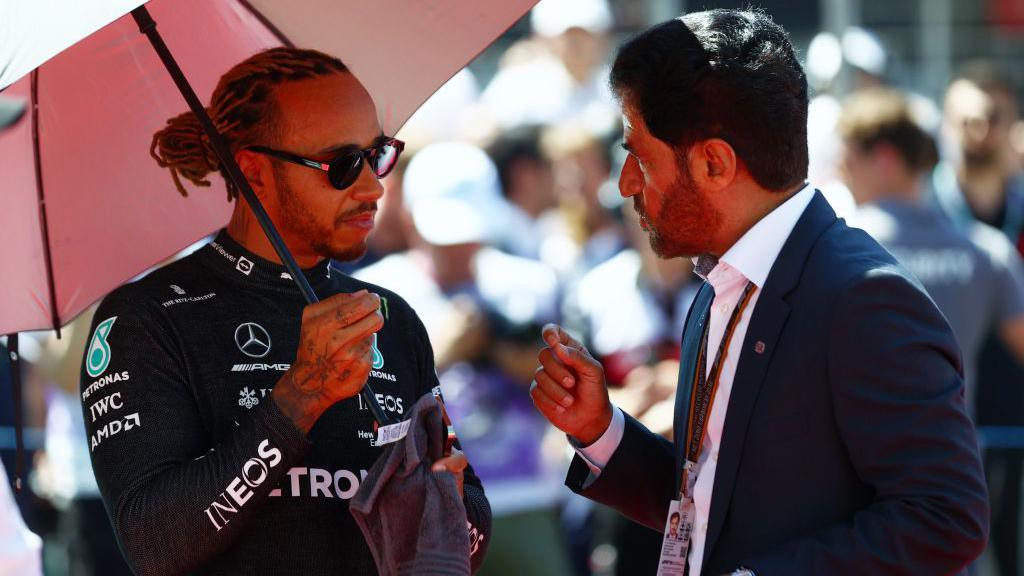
693, 184, 815, 288
199, 229, 334, 288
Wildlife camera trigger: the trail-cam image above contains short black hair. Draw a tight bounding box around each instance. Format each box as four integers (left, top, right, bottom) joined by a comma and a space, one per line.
486, 125, 549, 199
609, 9, 808, 191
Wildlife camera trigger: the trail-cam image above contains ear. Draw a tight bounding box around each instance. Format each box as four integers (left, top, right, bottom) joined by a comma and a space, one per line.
690, 138, 738, 191
234, 149, 272, 201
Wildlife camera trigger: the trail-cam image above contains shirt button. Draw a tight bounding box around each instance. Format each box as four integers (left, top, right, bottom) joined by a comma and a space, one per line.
718, 303, 729, 314
699, 522, 708, 533
712, 451, 719, 461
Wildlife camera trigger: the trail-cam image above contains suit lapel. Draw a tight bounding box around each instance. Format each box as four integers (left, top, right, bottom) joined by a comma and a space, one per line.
702, 192, 838, 563
673, 283, 715, 491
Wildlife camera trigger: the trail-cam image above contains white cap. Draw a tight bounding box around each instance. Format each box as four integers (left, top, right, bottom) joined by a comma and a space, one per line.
842, 27, 887, 77
530, 0, 612, 37
403, 142, 507, 246
806, 32, 842, 87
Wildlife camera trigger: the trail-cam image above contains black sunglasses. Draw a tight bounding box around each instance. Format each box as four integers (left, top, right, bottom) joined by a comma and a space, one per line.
248, 137, 405, 190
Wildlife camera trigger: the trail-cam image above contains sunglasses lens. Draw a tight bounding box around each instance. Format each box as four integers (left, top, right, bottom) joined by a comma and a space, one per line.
328, 154, 362, 190
372, 142, 401, 178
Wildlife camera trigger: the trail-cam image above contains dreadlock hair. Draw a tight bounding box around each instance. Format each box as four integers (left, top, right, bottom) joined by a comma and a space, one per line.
150, 47, 349, 200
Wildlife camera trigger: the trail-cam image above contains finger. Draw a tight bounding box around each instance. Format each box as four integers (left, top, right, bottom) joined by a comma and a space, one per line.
530, 380, 566, 417
327, 293, 381, 328
304, 289, 368, 319
534, 369, 575, 408
330, 310, 384, 350
541, 323, 562, 347
542, 323, 586, 352
538, 348, 576, 388
552, 343, 597, 374
330, 333, 375, 365
431, 452, 468, 473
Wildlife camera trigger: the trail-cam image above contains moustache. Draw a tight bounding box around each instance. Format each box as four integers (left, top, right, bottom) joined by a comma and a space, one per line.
335, 202, 378, 225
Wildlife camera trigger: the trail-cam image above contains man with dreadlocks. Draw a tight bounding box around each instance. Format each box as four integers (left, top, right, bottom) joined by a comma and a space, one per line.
79, 47, 491, 575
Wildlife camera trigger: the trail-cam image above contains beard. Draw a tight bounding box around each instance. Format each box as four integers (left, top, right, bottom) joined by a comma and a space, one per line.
962, 147, 1002, 173
274, 165, 371, 263
636, 157, 722, 259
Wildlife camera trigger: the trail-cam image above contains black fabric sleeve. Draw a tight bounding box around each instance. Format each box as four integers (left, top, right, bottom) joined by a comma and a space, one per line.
744, 271, 989, 575
408, 308, 492, 572
81, 290, 310, 576
565, 412, 677, 531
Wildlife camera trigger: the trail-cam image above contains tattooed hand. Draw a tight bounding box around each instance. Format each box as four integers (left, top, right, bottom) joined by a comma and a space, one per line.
273, 289, 384, 434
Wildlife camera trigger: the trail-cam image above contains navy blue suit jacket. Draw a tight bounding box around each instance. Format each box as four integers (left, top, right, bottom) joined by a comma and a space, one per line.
566, 192, 989, 575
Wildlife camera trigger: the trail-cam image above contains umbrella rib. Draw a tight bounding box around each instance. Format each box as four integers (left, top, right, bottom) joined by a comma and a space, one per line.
30, 69, 62, 335
235, 0, 296, 48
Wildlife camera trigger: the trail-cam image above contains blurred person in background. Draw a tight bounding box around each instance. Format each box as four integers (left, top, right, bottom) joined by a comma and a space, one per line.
486, 125, 560, 261
481, 0, 615, 131
0, 337, 44, 576
543, 121, 624, 280
936, 63, 1024, 250
936, 63, 1024, 576
354, 142, 570, 575
839, 87, 1024, 415
0, 459, 42, 576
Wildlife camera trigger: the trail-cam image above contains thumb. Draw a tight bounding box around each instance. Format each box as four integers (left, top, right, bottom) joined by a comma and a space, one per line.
541, 323, 563, 348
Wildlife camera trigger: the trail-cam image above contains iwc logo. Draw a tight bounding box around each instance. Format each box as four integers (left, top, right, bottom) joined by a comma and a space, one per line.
86, 317, 117, 378
235, 322, 271, 358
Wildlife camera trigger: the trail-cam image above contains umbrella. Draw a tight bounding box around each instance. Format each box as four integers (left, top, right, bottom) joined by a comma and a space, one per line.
0, 0, 539, 484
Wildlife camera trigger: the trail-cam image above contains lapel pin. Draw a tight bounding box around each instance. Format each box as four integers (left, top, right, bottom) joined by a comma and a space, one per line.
754, 341, 766, 354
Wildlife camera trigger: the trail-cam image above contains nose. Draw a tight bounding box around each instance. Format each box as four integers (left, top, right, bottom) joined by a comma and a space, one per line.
349, 161, 385, 203
618, 155, 643, 199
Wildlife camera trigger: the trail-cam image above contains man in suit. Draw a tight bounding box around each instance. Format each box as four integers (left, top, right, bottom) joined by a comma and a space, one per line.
530, 10, 989, 575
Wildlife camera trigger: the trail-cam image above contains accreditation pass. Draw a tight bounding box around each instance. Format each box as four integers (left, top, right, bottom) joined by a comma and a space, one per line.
656, 498, 695, 576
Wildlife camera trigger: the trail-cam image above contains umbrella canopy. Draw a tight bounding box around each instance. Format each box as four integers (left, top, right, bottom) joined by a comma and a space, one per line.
0, 0, 537, 334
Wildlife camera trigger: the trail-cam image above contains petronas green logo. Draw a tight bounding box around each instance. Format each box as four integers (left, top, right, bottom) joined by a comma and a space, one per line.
371, 333, 384, 370
86, 317, 117, 378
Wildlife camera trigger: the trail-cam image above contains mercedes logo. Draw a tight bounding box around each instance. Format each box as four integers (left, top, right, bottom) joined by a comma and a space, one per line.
235, 322, 271, 358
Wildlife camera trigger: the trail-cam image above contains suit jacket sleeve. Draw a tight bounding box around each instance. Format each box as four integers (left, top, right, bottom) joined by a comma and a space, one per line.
565, 412, 677, 531
744, 270, 989, 575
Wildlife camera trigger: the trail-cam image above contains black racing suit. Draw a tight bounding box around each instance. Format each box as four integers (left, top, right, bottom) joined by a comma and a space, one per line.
80, 230, 491, 575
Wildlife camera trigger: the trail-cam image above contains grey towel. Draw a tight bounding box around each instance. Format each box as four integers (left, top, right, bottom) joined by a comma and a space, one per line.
351, 393, 471, 576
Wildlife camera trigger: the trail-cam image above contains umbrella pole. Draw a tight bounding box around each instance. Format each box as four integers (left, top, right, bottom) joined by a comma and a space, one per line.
129, 6, 391, 428
6, 334, 24, 492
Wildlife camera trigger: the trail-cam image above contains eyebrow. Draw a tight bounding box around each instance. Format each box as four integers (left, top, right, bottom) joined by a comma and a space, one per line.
318, 132, 387, 155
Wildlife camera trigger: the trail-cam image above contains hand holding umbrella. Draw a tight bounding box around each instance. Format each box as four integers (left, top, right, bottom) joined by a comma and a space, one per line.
273, 290, 384, 434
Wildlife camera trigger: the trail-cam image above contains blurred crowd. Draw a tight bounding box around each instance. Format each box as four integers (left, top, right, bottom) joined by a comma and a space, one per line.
5, 0, 1024, 574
